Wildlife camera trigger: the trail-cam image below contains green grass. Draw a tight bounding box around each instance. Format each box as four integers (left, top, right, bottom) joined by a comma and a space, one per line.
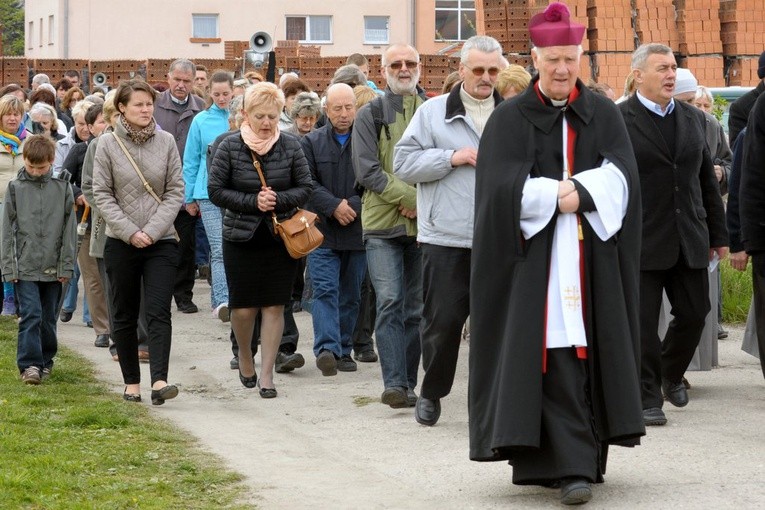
721, 262, 753, 324
0, 317, 253, 510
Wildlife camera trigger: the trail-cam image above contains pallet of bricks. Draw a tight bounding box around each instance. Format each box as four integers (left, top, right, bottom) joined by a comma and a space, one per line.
33, 59, 88, 86
421, 54, 453, 95
720, 0, 765, 86
676, 0, 725, 87
271, 40, 323, 86
2, 57, 28, 87
581, 0, 629, 88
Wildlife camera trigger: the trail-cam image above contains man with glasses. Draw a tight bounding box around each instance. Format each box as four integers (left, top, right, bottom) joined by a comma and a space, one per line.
394, 35, 504, 426
352, 43, 427, 409
469, 4, 645, 504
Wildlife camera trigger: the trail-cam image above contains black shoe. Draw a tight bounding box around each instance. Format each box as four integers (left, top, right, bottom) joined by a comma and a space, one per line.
94, 334, 110, 348
197, 265, 210, 281
560, 478, 592, 505
415, 396, 441, 426
86, 321, 93, 328
275, 351, 305, 373
230, 357, 239, 370
316, 350, 337, 376
239, 369, 257, 389
291, 301, 303, 313
662, 379, 689, 407
60, 310, 73, 322
381, 386, 408, 409
642, 407, 667, 426
123, 387, 142, 402
718, 325, 729, 339
177, 301, 199, 314
354, 350, 378, 363
406, 388, 417, 407
257, 379, 277, 398
682, 376, 691, 390
337, 355, 357, 372
151, 384, 178, 405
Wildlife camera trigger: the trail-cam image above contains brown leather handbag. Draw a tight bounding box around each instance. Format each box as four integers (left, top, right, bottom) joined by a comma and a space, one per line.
252, 154, 323, 259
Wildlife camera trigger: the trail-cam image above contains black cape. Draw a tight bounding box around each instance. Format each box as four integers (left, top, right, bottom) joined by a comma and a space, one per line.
469, 77, 646, 462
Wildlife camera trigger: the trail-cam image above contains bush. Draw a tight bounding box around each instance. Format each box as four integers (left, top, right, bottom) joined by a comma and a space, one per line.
720, 262, 752, 323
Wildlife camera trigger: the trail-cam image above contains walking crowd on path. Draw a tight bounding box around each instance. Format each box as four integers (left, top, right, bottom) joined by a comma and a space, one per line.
3, 2, 764, 506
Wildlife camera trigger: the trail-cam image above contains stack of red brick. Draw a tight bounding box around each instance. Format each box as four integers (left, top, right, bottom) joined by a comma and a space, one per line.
720, 0, 765, 85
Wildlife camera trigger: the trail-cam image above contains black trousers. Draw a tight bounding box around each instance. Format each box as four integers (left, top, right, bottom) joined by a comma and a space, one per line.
351, 270, 376, 354
511, 348, 600, 485
640, 257, 709, 409
420, 243, 471, 400
173, 209, 197, 307
97, 257, 148, 357
229, 307, 299, 357
105, 238, 178, 385
748, 254, 765, 378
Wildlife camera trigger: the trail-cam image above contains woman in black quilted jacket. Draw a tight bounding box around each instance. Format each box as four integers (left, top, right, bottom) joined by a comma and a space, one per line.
208, 82, 313, 398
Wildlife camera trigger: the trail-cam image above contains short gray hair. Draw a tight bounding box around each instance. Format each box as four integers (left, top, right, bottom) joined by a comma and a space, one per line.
32, 73, 50, 86
29, 102, 57, 121
460, 36, 502, 63
330, 65, 366, 87
695, 85, 712, 103
632, 43, 673, 70
290, 91, 322, 119
168, 59, 195, 75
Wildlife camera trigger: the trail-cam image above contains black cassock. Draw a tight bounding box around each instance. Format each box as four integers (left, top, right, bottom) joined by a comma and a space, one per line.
469, 77, 645, 485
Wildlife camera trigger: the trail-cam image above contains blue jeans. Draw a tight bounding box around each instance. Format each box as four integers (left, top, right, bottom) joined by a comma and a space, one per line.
365, 236, 422, 390
62, 263, 90, 323
16, 280, 62, 372
199, 199, 228, 309
308, 248, 367, 358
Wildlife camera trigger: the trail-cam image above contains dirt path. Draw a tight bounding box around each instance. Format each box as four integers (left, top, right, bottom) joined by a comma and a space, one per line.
59, 282, 765, 509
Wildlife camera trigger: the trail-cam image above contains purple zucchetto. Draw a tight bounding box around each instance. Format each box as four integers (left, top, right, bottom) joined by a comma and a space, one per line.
529, 2, 585, 48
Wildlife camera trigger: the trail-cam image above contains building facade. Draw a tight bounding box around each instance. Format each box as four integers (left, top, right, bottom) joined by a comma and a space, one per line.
25, 0, 473, 60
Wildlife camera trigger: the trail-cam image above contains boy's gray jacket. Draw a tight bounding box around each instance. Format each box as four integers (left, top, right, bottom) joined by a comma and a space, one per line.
1, 169, 77, 282
394, 86, 502, 248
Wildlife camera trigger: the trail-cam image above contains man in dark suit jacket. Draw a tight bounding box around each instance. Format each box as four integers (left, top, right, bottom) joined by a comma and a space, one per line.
619, 43, 728, 427
728, 50, 765, 146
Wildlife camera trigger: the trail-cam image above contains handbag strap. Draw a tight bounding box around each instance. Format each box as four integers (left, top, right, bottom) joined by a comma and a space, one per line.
113, 133, 162, 205
251, 151, 280, 225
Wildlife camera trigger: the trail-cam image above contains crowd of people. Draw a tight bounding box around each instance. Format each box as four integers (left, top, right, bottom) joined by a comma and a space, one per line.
3, 1, 764, 505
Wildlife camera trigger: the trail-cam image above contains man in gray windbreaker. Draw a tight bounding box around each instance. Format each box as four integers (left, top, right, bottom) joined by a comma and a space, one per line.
394, 35, 504, 426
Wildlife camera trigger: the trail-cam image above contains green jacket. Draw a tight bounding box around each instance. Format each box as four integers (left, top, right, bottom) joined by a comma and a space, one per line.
352, 87, 427, 238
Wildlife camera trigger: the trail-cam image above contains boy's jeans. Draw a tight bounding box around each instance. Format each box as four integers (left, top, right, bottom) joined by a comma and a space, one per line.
16, 280, 62, 372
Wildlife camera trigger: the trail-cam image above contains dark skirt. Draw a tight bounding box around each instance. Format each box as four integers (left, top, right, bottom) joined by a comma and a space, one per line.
223, 222, 298, 308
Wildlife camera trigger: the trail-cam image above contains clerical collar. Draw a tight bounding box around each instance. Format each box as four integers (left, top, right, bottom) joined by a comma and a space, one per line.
459, 84, 495, 107
636, 90, 674, 117
170, 93, 189, 106
535, 83, 572, 108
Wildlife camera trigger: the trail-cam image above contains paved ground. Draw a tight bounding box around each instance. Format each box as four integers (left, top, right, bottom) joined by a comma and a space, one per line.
59, 281, 764, 509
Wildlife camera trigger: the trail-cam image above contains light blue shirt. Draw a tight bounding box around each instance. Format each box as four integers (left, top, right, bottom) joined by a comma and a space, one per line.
636, 91, 675, 117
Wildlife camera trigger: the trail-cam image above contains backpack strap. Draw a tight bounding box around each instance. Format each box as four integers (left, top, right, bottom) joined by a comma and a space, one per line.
370, 96, 390, 141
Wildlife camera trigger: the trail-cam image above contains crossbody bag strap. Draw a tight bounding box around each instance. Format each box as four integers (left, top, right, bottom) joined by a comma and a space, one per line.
112, 133, 162, 204
251, 151, 280, 225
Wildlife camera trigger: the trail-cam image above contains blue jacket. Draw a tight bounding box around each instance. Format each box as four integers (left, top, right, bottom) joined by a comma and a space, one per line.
183, 104, 229, 202
302, 123, 363, 251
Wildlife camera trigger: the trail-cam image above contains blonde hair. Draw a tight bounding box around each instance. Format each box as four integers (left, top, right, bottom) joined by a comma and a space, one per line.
244, 82, 285, 115
71, 100, 95, 122
496, 65, 531, 97
354, 85, 378, 109
102, 90, 118, 126
0, 94, 26, 120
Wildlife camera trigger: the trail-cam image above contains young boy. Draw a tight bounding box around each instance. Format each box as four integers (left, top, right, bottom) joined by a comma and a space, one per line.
1, 134, 77, 384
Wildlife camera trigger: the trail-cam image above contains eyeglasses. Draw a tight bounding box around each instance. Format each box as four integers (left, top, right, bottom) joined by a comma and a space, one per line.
464, 64, 500, 77
387, 60, 419, 71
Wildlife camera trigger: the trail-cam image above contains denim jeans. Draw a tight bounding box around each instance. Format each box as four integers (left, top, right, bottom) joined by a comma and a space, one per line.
199, 199, 228, 309
308, 248, 367, 358
16, 280, 62, 372
365, 236, 422, 390
61, 263, 90, 322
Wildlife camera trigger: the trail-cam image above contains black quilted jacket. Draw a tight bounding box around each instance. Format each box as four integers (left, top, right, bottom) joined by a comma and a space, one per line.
208, 132, 313, 242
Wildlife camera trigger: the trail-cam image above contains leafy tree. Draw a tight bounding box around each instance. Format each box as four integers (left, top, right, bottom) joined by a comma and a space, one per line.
0, 0, 24, 56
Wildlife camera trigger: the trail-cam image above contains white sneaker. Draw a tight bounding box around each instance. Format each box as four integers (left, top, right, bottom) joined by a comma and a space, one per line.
213, 303, 230, 323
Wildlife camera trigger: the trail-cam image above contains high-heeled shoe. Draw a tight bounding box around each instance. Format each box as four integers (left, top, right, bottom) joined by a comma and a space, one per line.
123, 387, 141, 402
239, 369, 257, 389
256, 379, 277, 399
150, 384, 178, 406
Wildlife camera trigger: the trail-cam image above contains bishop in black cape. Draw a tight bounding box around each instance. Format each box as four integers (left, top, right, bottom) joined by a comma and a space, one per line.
469, 75, 646, 484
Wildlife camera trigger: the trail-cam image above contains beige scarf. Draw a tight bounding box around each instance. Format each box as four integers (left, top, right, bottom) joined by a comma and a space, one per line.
119, 115, 156, 145
240, 118, 280, 156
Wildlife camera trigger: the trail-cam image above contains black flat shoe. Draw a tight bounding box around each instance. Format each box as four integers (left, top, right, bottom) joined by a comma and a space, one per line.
151, 384, 178, 406
239, 369, 257, 389
257, 379, 277, 399
123, 387, 141, 402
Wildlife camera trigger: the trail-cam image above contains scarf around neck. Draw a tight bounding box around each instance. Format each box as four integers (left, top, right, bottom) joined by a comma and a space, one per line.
119, 115, 156, 145
0, 124, 28, 156
240, 118, 279, 156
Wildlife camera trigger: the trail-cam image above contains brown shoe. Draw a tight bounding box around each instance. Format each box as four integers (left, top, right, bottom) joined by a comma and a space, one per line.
138, 350, 150, 363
